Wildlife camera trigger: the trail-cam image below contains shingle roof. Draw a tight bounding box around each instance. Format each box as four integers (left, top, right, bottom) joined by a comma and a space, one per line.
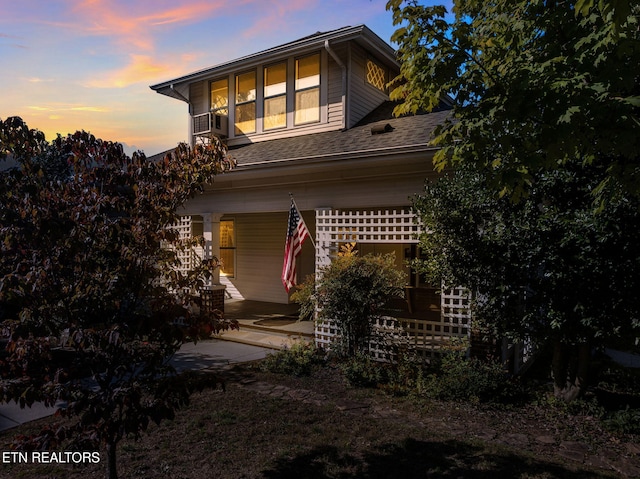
228, 102, 451, 167
151, 25, 397, 95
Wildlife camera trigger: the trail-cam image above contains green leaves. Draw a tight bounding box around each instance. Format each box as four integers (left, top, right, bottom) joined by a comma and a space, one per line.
0, 117, 233, 476
575, 0, 596, 16
316, 250, 405, 357
387, 0, 640, 204
413, 162, 640, 348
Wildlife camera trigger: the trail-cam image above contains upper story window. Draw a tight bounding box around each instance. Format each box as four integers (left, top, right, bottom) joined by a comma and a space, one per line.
210, 78, 228, 115
235, 71, 256, 135
366, 58, 387, 92
208, 52, 322, 137
264, 62, 287, 130
295, 53, 320, 125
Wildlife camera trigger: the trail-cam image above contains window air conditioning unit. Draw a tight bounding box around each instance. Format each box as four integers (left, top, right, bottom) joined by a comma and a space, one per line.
192, 112, 228, 138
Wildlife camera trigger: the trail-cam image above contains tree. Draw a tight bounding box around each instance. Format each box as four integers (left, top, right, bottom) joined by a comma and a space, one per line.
387, 0, 640, 204
413, 163, 640, 401
315, 244, 405, 357
0, 117, 236, 478
386, 0, 640, 400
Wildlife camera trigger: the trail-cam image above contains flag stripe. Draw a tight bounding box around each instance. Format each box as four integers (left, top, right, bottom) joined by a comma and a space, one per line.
282, 201, 310, 292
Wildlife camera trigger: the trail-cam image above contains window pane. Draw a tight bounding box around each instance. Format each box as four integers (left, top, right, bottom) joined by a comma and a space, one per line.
236, 71, 256, 103
235, 71, 256, 134
220, 220, 235, 247
220, 249, 235, 277
235, 102, 256, 134
295, 88, 319, 125
264, 96, 286, 130
211, 78, 228, 114
264, 62, 286, 98
220, 220, 235, 277
295, 54, 320, 90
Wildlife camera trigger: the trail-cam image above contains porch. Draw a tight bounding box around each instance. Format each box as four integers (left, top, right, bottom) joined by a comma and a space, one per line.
215, 299, 314, 350
215, 292, 471, 363
173, 208, 474, 357
174, 208, 534, 373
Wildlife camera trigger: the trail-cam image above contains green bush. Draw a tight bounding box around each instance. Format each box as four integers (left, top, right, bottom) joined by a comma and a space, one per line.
340, 352, 389, 388
316, 246, 405, 357
381, 353, 427, 397
420, 348, 511, 403
290, 274, 316, 321
260, 342, 324, 376
604, 407, 640, 435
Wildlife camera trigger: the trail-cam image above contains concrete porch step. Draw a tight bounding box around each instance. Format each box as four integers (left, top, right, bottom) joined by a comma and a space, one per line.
240, 321, 315, 338
214, 328, 312, 351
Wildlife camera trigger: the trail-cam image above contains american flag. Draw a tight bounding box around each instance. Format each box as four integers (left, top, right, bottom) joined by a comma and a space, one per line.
281, 200, 310, 292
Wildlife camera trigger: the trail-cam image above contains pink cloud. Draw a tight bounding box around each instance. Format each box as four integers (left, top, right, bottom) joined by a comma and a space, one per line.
85, 53, 197, 88
239, 0, 318, 40
45, 0, 231, 51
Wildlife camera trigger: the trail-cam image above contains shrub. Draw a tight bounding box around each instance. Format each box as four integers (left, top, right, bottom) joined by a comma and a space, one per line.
290, 274, 316, 321
420, 347, 511, 403
339, 351, 389, 388
380, 353, 427, 397
604, 407, 640, 435
260, 342, 324, 376
316, 245, 405, 357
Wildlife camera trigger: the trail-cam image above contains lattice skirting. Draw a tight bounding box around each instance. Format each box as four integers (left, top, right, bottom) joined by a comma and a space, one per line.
314, 312, 472, 363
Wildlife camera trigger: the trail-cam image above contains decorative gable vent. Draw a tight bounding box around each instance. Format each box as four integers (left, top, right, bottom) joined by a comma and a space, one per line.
366, 58, 387, 92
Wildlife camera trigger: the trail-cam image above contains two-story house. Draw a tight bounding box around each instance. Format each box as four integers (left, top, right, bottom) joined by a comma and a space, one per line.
151, 25, 470, 356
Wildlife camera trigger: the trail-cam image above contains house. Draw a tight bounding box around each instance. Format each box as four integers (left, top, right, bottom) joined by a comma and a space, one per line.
150, 25, 472, 358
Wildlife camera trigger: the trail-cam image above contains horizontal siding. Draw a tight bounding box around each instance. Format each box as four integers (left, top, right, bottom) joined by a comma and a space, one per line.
227, 119, 342, 147
327, 45, 345, 127
348, 44, 391, 127
193, 49, 347, 148
189, 81, 207, 116
182, 153, 438, 215
222, 211, 315, 304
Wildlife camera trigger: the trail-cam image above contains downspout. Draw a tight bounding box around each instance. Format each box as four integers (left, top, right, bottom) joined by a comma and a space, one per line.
170, 84, 194, 146
324, 40, 347, 130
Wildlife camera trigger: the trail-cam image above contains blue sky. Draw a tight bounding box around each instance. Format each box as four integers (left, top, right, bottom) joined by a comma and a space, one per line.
0, 0, 448, 155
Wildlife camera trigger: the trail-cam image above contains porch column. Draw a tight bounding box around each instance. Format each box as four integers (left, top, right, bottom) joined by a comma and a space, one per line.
203, 213, 223, 286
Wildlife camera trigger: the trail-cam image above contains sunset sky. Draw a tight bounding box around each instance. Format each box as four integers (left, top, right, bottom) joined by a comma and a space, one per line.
0, 0, 447, 155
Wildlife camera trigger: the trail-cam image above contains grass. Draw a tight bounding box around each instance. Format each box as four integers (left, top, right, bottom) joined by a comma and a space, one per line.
0, 361, 637, 479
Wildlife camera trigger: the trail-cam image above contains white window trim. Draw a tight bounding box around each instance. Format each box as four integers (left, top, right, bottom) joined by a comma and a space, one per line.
222, 49, 328, 140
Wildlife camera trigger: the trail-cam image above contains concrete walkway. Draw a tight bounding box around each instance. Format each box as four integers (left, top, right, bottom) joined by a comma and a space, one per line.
0, 300, 311, 432
0, 339, 276, 432
605, 348, 640, 368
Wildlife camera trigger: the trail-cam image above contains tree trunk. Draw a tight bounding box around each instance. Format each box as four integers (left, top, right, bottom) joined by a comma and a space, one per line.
106, 441, 118, 479
551, 340, 591, 402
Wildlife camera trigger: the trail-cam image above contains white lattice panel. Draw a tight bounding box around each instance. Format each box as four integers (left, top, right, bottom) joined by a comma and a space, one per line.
313, 208, 477, 361
316, 209, 421, 243
441, 287, 472, 327
314, 319, 338, 350
315, 208, 422, 268
166, 216, 205, 283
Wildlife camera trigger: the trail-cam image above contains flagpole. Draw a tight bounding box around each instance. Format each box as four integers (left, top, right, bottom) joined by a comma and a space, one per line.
289, 192, 316, 249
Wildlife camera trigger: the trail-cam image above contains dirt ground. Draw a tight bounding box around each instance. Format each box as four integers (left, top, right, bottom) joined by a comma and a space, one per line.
1, 363, 639, 479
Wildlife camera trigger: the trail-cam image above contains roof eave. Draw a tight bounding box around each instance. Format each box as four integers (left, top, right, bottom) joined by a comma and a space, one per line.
233, 143, 439, 170
150, 24, 397, 96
